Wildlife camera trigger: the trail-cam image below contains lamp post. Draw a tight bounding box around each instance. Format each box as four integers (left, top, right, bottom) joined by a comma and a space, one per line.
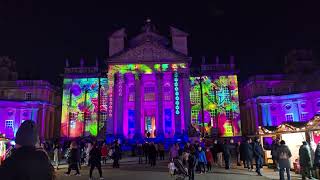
198, 76, 205, 138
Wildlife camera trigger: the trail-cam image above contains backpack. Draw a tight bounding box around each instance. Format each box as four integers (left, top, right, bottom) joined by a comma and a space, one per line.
279, 151, 288, 160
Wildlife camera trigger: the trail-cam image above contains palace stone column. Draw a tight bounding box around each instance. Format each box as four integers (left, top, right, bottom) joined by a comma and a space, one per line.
156, 73, 164, 136
181, 71, 191, 132
116, 73, 124, 136
134, 73, 142, 137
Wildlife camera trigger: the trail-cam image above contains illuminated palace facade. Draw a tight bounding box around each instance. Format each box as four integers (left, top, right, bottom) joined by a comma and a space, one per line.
60, 22, 241, 139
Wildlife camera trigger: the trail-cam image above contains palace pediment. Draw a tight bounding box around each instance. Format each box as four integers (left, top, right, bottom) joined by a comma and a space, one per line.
108, 41, 191, 64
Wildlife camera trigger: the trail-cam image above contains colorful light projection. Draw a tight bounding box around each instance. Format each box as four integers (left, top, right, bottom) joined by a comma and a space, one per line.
108, 63, 187, 75
190, 75, 241, 137
173, 71, 180, 115
61, 78, 108, 137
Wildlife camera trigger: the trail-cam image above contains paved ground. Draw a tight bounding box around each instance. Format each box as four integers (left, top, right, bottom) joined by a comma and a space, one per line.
54, 157, 302, 180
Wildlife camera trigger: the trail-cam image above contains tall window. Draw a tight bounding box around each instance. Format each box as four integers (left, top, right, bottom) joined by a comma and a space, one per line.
226, 110, 233, 120
190, 88, 200, 104
128, 86, 135, 102
267, 88, 273, 94
285, 113, 294, 122
163, 85, 172, 101
101, 112, 107, 122
191, 109, 199, 121
70, 120, 76, 129
144, 86, 155, 101
25, 92, 32, 100
5, 120, 14, 129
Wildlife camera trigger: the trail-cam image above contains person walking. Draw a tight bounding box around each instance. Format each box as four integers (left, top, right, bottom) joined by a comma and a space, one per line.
169, 143, 179, 160
158, 143, 165, 160
253, 138, 264, 176
277, 140, 292, 180
101, 143, 108, 165
143, 142, 149, 164
211, 140, 219, 167
271, 139, 280, 171
188, 151, 197, 180
197, 147, 207, 174
0, 120, 55, 180
314, 143, 320, 178
299, 141, 312, 180
112, 142, 121, 168
149, 142, 157, 167
205, 147, 213, 172
53, 143, 60, 170
236, 141, 241, 166
243, 138, 254, 171
89, 142, 104, 180
136, 143, 143, 164
223, 139, 232, 169
65, 141, 81, 176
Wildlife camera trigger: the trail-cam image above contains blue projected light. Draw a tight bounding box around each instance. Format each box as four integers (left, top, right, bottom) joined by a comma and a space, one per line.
174, 72, 180, 115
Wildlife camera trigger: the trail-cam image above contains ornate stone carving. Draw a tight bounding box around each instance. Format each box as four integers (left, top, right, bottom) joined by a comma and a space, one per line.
109, 42, 190, 63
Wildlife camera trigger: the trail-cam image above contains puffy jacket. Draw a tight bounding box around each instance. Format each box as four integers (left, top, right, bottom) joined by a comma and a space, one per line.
197, 150, 207, 164
0, 146, 54, 180
89, 147, 102, 165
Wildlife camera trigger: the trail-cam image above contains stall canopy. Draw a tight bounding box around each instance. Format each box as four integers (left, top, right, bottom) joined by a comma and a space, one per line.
258, 114, 320, 135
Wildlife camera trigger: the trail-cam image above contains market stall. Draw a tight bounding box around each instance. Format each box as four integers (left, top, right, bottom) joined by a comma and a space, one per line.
0, 134, 9, 165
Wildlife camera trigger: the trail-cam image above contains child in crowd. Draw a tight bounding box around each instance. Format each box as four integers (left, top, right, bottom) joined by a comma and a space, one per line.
168, 158, 176, 177
205, 147, 213, 172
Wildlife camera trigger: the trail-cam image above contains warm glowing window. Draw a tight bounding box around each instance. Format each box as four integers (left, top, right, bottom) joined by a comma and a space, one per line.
5, 120, 14, 129
144, 93, 155, 101
144, 86, 155, 101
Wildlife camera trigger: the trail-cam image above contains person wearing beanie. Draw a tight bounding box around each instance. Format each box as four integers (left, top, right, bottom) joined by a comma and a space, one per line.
0, 120, 55, 180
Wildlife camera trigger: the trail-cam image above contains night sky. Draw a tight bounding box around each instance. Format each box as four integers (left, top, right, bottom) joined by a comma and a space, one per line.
0, 1, 320, 85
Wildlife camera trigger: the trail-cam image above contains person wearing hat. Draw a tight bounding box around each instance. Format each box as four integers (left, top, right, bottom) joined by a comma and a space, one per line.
0, 120, 55, 180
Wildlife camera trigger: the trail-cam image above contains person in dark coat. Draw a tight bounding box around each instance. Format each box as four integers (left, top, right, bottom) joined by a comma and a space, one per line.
253, 138, 264, 176
242, 138, 254, 171
223, 139, 231, 169
277, 140, 292, 180
239, 139, 247, 168
314, 143, 320, 178
149, 142, 157, 167
136, 143, 143, 164
143, 142, 149, 164
271, 139, 280, 171
158, 143, 165, 160
112, 142, 121, 168
210, 140, 219, 167
188, 152, 197, 180
89, 142, 103, 180
0, 120, 55, 180
299, 141, 312, 180
65, 141, 81, 176
236, 141, 241, 166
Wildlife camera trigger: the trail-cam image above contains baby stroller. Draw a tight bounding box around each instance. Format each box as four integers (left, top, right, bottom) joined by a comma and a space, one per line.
174, 159, 189, 180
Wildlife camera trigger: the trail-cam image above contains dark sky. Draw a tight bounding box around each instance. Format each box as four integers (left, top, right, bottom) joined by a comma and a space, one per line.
1, 1, 320, 85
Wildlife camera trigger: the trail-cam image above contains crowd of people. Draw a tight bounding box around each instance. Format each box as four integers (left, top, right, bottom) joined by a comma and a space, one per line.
2, 120, 320, 180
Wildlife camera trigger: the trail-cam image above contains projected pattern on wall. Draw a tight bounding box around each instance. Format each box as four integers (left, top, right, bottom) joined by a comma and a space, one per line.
190, 75, 241, 137
61, 78, 108, 137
